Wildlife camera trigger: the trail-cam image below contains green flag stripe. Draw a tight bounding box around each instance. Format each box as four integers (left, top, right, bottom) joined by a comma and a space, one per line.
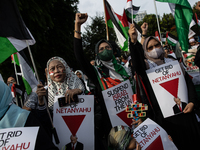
22, 76, 32, 95
0, 37, 17, 64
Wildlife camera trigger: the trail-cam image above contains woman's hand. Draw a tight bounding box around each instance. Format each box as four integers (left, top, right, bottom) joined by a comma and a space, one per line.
141, 22, 148, 35
75, 13, 88, 26
36, 83, 46, 105
183, 102, 194, 113
74, 13, 88, 39
131, 118, 143, 128
65, 89, 82, 104
195, 1, 200, 11
128, 24, 138, 43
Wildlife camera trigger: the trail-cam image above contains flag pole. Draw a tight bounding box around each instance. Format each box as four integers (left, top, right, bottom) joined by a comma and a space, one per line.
103, 0, 110, 40
153, 0, 162, 45
131, 0, 133, 24
12, 54, 19, 85
26, 40, 60, 144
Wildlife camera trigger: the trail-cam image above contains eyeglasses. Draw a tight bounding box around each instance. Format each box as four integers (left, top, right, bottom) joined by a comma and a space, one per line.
147, 43, 161, 51
99, 46, 111, 52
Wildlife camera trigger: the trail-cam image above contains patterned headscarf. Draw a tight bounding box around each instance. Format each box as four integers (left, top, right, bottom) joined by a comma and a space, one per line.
47, 57, 85, 110
108, 125, 132, 150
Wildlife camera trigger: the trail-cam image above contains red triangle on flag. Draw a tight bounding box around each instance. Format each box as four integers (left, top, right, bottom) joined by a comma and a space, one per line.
116, 110, 133, 127
146, 135, 164, 150
62, 115, 85, 136
159, 78, 179, 98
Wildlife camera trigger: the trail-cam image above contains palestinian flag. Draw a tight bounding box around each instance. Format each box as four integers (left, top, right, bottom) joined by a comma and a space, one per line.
155, 31, 161, 41
166, 32, 178, 46
0, 0, 36, 64
104, 0, 129, 51
156, 0, 193, 52
120, 9, 142, 42
125, 0, 140, 20
11, 51, 38, 95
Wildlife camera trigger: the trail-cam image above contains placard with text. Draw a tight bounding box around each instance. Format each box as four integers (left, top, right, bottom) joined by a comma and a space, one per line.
146, 61, 188, 118
53, 95, 94, 150
102, 80, 134, 127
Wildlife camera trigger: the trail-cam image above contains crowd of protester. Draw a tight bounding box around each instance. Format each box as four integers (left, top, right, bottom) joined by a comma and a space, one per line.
2, 2, 200, 150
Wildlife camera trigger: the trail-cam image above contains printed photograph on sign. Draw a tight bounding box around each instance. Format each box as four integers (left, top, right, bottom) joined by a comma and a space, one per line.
146, 61, 188, 118
133, 118, 178, 150
53, 95, 94, 150
102, 80, 134, 127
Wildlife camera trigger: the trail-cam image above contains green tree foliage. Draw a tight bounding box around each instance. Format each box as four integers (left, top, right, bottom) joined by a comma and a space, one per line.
160, 13, 175, 32
0, 0, 79, 81
82, 13, 116, 61
137, 13, 176, 38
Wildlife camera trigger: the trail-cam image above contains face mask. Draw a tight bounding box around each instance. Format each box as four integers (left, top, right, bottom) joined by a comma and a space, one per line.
191, 45, 199, 49
98, 49, 113, 61
146, 47, 163, 59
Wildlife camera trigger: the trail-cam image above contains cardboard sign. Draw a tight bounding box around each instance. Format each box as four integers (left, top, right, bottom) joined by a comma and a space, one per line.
0, 127, 39, 150
146, 61, 188, 118
133, 118, 177, 150
102, 80, 134, 127
53, 95, 94, 150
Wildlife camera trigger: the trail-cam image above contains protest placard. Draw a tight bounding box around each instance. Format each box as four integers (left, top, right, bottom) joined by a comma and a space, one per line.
53, 95, 94, 150
102, 80, 134, 127
0, 127, 39, 150
133, 118, 177, 150
146, 61, 188, 118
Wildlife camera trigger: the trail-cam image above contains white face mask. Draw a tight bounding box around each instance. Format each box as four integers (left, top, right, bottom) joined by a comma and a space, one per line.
191, 45, 199, 49
146, 47, 163, 59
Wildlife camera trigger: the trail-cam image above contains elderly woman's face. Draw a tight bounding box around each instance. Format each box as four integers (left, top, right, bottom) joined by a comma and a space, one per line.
147, 39, 161, 52
98, 42, 112, 53
48, 60, 66, 82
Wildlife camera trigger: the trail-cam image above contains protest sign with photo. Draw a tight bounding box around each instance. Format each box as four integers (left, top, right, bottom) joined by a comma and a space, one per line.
146, 60, 188, 118
133, 118, 177, 150
0, 127, 39, 150
102, 80, 134, 127
53, 95, 94, 150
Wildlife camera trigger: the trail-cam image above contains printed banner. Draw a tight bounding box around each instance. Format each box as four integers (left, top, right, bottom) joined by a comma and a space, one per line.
0, 127, 39, 150
133, 118, 177, 150
146, 61, 188, 118
53, 95, 94, 150
102, 80, 134, 127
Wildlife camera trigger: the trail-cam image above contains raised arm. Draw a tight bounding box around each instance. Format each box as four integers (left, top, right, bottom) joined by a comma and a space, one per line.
74, 13, 98, 84
140, 22, 148, 45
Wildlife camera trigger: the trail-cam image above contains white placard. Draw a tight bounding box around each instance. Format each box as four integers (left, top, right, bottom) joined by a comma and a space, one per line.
146, 61, 188, 118
53, 95, 94, 150
102, 80, 133, 127
0, 127, 39, 150
133, 118, 177, 150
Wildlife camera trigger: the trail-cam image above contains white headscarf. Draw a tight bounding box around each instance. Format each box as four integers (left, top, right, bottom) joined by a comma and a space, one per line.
75, 70, 90, 91
47, 57, 85, 110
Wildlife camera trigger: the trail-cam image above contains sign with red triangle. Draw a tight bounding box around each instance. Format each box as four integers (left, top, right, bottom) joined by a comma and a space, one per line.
116, 110, 133, 128
159, 78, 179, 98
146, 135, 164, 150
62, 115, 86, 136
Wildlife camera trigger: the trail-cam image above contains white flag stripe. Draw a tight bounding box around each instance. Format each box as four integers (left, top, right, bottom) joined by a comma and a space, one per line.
113, 23, 126, 47
168, 36, 178, 44
18, 53, 38, 90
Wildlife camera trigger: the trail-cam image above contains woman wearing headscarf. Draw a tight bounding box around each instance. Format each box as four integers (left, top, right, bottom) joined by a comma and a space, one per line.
74, 13, 133, 150
128, 23, 200, 150
75, 70, 90, 92
0, 80, 58, 150
36, 56, 85, 111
